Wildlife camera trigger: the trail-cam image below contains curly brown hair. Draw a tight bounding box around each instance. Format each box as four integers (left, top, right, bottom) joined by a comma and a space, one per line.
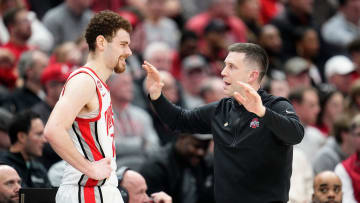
85, 10, 132, 52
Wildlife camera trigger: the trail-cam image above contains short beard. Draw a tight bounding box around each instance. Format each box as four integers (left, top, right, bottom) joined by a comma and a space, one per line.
114, 64, 125, 73
114, 57, 126, 73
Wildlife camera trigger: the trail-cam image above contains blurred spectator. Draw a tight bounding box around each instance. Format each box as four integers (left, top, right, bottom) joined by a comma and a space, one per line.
344, 79, 360, 117
259, 0, 284, 24
0, 164, 21, 203
26, 0, 62, 20
74, 36, 88, 67
50, 41, 83, 69
312, 0, 338, 27
322, 0, 360, 48
136, 0, 180, 50
108, 72, 160, 171
0, 109, 12, 156
140, 133, 215, 203
32, 63, 69, 124
295, 28, 320, 69
42, 0, 93, 50
0, 110, 50, 188
312, 171, 343, 203
288, 148, 313, 203
0, 0, 20, 44
289, 87, 326, 162
334, 114, 360, 203
186, 0, 247, 44
316, 85, 344, 136
143, 42, 173, 72
324, 55, 354, 95
91, 0, 126, 13
199, 77, 225, 104
181, 55, 209, 108
0, 2, 54, 53
171, 30, 199, 80
1, 7, 31, 63
313, 115, 355, 174
32, 63, 70, 170
258, 24, 283, 75
117, 168, 173, 203
179, 0, 212, 21
271, 0, 315, 60
284, 57, 312, 89
269, 79, 290, 98
0, 50, 48, 114
236, 0, 262, 43
0, 48, 16, 90
200, 19, 228, 76
347, 38, 360, 82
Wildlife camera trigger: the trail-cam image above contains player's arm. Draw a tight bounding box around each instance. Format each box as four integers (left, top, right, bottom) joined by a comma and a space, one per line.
44, 73, 111, 180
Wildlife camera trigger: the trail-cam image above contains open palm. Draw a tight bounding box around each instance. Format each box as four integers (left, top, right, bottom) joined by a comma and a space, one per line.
142, 61, 164, 100
233, 81, 266, 117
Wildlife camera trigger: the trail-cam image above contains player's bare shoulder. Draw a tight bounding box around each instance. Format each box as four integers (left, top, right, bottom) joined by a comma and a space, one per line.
61, 72, 99, 114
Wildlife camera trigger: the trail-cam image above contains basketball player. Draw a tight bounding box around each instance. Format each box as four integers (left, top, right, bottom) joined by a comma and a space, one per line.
44, 11, 132, 203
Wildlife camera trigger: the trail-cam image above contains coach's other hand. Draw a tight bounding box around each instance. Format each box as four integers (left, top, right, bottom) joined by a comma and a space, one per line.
142, 61, 164, 100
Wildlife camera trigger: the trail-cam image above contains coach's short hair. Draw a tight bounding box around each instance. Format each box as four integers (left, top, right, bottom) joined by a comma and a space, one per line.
228, 43, 269, 82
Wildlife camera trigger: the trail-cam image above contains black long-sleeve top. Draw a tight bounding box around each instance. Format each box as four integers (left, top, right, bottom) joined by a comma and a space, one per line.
150, 89, 304, 203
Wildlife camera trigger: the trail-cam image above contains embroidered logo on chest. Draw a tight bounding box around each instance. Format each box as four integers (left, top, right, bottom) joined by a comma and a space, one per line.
249, 118, 260, 128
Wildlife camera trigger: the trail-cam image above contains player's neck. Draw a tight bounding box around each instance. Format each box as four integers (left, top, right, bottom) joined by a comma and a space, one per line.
85, 54, 113, 83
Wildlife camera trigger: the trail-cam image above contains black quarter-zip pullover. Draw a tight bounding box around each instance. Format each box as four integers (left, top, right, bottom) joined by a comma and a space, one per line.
150, 89, 304, 203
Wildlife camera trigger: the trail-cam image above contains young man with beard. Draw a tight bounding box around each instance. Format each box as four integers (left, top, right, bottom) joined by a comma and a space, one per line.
44, 11, 132, 203
143, 43, 304, 202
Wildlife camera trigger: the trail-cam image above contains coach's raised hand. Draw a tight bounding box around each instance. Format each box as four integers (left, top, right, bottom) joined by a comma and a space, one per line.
142, 61, 164, 100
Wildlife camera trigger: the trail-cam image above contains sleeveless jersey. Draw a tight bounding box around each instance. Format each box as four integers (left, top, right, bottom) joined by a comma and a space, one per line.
60, 67, 118, 188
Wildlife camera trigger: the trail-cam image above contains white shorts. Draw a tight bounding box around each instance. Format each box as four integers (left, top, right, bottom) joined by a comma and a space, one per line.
56, 185, 123, 203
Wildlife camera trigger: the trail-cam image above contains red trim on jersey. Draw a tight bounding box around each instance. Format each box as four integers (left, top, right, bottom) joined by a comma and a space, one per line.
84, 187, 96, 203
75, 87, 102, 122
82, 67, 110, 90
61, 69, 103, 122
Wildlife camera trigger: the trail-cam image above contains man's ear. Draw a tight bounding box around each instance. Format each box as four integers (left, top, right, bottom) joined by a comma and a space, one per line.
95, 35, 107, 51
17, 132, 27, 144
248, 70, 260, 83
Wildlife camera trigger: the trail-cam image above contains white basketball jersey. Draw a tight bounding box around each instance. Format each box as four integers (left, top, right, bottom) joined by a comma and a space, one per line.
60, 67, 118, 187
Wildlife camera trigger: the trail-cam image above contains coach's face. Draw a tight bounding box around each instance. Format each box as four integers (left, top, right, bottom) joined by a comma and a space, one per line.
221, 52, 259, 97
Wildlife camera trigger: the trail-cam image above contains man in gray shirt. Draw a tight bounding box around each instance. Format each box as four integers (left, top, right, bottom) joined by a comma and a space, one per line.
313, 115, 356, 174
42, 0, 93, 50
